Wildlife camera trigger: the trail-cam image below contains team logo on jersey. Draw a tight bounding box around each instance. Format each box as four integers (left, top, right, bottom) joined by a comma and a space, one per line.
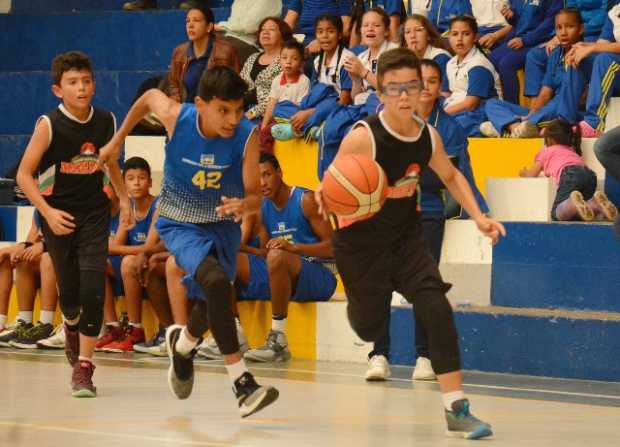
387, 163, 420, 199
60, 142, 100, 175
278, 222, 286, 232
135, 232, 147, 243
200, 154, 215, 166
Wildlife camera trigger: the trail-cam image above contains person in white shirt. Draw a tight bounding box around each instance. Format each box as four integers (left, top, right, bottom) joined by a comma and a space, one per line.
410, 0, 431, 17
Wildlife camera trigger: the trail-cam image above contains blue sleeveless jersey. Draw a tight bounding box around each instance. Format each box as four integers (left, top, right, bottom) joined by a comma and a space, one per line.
159, 103, 254, 224
128, 197, 158, 246
262, 187, 320, 245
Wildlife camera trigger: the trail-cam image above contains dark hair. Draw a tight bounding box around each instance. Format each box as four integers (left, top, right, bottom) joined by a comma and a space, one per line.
123, 156, 151, 178
259, 152, 281, 170
420, 58, 442, 82
401, 14, 452, 54
186, 1, 215, 25
315, 14, 344, 34
449, 14, 478, 35
282, 39, 305, 59
51, 51, 93, 86
256, 16, 293, 48
543, 119, 582, 155
197, 66, 247, 102
557, 7, 583, 24
376, 48, 422, 88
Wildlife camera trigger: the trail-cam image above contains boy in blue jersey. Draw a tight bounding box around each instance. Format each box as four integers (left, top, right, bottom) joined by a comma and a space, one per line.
99, 66, 278, 417
241, 153, 336, 362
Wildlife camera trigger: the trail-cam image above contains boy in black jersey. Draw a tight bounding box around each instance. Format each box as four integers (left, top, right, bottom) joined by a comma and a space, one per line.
316, 48, 506, 440
17, 51, 131, 398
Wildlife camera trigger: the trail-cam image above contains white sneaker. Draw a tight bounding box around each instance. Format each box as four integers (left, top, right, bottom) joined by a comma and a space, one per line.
479, 121, 500, 137
510, 121, 539, 138
365, 355, 390, 381
36, 324, 65, 349
244, 330, 290, 362
412, 356, 437, 381
197, 326, 249, 360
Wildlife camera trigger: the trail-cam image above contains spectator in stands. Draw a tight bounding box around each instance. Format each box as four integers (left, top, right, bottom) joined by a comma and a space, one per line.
260, 40, 311, 148
215, 0, 283, 65
489, 0, 563, 104
243, 153, 336, 362
98, 158, 164, 352
163, 4, 240, 104
349, 0, 404, 46
524, 0, 609, 99
475, 1, 515, 48
481, 8, 585, 138
284, 0, 352, 50
123, 0, 208, 11
366, 59, 488, 382
565, 2, 620, 137
345, 7, 399, 104
401, 14, 452, 93
0, 216, 58, 348
240, 17, 291, 122
594, 125, 620, 237
411, 0, 431, 17
520, 119, 618, 221
443, 15, 502, 136
427, 0, 472, 35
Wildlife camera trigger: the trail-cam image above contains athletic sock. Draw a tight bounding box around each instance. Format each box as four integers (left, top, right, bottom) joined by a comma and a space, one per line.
107, 321, 120, 327
18, 311, 33, 324
442, 390, 466, 411
175, 327, 198, 356
226, 359, 249, 384
39, 310, 55, 325
78, 356, 94, 365
271, 315, 287, 333
129, 322, 143, 329
0, 314, 7, 329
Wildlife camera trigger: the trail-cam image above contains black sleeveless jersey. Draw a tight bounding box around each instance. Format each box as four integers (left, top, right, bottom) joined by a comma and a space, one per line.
38, 106, 114, 212
334, 112, 434, 248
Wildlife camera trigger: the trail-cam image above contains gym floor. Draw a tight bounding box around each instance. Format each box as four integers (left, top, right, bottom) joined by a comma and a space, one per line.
2, 350, 619, 446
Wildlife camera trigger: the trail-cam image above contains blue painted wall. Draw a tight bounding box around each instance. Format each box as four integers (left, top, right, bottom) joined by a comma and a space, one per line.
0, 136, 29, 177
0, 207, 18, 241
491, 223, 620, 313
390, 307, 620, 382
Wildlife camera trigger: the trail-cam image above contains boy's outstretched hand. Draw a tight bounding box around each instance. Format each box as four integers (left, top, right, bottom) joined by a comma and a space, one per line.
475, 216, 506, 245
97, 140, 122, 170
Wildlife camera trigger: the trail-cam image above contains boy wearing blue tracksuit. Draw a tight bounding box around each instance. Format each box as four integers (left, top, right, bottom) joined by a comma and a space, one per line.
489, 0, 563, 104
525, 0, 611, 98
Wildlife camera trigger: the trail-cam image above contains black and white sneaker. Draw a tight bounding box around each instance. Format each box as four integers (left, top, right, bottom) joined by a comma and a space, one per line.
234, 372, 279, 418
165, 325, 199, 400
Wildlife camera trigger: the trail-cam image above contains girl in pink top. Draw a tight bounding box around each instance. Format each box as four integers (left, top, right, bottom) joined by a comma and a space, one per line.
520, 119, 617, 221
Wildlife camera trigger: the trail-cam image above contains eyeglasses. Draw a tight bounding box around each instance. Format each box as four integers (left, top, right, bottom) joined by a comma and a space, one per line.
380, 80, 423, 96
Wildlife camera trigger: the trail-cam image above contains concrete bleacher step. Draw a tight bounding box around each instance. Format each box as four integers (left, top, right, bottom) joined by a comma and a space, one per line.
9, 0, 233, 13
492, 222, 620, 313
486, 177, 557, 222
0, 8, 230, 72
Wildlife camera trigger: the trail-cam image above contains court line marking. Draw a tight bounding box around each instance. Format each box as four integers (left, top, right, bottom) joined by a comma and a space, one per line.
2, 350, 619, 402
0, 421, 244, 447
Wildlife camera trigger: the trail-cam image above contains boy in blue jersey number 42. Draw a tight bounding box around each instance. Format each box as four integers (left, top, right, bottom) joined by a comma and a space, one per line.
99, 66, 278, 418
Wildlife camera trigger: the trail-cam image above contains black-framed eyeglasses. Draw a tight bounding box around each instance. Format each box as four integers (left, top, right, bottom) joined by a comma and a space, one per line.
380, 80, 423, 96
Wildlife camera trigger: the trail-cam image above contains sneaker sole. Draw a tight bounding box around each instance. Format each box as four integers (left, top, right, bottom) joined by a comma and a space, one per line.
412, 374, 437, 381
594, 191, 618, 222
0, 341, 15, 348
240, 387, 279, 418
72, 388, 97, 398
571, 191, 594, 221
8, 341, 40, 349
36, 343, 64, 349
446, 425, 493, 440
365, 375, 389, 382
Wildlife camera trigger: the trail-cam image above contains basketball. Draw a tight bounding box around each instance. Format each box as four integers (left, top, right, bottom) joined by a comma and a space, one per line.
321, 154, 388, 219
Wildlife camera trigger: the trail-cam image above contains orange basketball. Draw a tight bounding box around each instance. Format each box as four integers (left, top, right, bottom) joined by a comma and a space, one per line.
322, 154, 388, 220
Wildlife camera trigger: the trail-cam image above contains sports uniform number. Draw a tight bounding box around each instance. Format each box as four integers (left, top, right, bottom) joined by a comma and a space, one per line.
192, 170, 222, 190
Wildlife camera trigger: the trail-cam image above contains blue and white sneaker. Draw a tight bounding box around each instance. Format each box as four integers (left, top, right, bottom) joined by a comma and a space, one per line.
134, 327, 166, 356
445, 399, 493, 440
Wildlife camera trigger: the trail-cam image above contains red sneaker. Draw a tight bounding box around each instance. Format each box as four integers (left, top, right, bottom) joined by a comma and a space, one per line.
64, 323, 79, 367
95, 325, 124, 351
72, 360, 96, 398
578, 121, 602, 138
103, 326, 145, 353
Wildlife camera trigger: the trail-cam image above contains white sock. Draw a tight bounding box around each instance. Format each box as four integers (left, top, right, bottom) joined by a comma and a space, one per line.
226, 359, 249, 384
272, 316, 287, 333
175, 327, 199, 356
39, 310, 55, 325
0, 314, 7, 329
18, 311, 33, 324
78, 356, 93, 365
129, 322, 143, 328
107, 321, 120, 327
442, 390, 465, 411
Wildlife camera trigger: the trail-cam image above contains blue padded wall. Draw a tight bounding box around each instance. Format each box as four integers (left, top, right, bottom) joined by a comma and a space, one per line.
389, 308, 620, 382
9, 0, 233, 13
491, 223, 620, 313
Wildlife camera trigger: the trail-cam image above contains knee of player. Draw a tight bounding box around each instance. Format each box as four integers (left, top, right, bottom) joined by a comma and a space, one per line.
266, 248, 292, 272
120, 255, 138, 277
195, 257, 230, 293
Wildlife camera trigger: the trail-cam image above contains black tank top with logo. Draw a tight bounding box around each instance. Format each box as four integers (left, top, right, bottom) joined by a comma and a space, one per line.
38, 107, 114, 212
334, 112, 434, 248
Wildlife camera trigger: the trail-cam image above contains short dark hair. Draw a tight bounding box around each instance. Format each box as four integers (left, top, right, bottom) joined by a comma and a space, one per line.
281, 39, 305, 60
315, 14, 343, 34
123, 156, 152, 178
557, 7, 583, 24
256, 16, 293, 48
259, 152, 281, 171
377, 48, 422, 88
197, 66, 247, 102
449, 15, 478, 35
51, 51, 93, 86
420, 58, 442, 82
186, 1, 214, 25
